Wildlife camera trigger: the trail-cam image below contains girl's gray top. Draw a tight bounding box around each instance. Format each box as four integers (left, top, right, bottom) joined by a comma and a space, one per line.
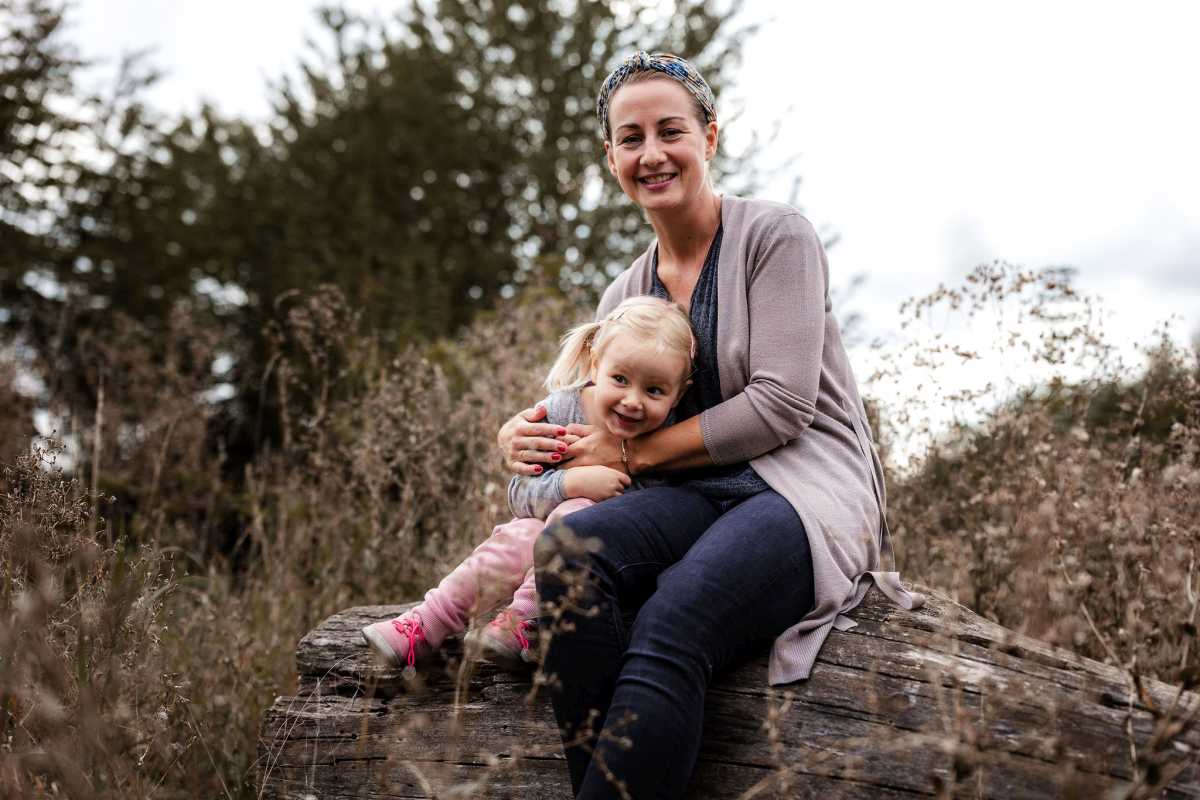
507, 389, 659, 519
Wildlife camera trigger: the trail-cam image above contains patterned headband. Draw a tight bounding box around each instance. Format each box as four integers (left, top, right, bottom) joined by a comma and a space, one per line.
595, 51, 716, 141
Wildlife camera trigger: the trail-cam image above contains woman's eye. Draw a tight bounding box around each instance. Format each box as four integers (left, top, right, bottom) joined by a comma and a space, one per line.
661, 129, 682, 138
621, 135, 641, 145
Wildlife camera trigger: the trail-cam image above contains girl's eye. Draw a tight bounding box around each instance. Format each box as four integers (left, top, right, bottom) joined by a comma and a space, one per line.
648, 387, 665, 396
612, 374, 628, 385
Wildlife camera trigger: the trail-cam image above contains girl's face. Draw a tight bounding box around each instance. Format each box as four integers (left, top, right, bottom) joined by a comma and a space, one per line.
588, 333, 690, 440
604, 78, 718, 215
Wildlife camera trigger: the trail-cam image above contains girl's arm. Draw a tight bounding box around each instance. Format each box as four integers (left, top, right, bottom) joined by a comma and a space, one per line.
508, 463, 631, 517
506, 391, 575, 517
507, 469, 569, 520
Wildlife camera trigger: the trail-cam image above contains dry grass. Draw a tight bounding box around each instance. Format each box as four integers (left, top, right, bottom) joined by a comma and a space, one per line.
1, 269, 1198, 797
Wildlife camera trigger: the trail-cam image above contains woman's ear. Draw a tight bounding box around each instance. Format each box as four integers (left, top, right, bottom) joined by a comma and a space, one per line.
604, 140, 618, 178
704, 120, 719, 161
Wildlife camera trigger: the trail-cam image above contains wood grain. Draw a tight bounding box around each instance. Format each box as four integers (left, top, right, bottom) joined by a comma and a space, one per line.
259, 590, 1200, 798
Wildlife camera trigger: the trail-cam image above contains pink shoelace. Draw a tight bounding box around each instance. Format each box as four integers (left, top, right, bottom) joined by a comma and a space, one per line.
390, 615, 426, 668
493, 610, 531, 652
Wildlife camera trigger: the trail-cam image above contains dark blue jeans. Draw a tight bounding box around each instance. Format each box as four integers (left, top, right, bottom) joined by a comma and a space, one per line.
534, 486, 815, 799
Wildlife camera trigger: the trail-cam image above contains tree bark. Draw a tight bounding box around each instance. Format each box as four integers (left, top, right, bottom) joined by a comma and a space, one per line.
258, 588, 1200, 798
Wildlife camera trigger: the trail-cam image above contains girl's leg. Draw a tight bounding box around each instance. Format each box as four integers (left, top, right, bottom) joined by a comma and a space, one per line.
577, 490, 815, 800
506, 566, 539, 619
365, 515, 548, 668
534, 486, 724, 792
506, 498, 595, 619
415, 516, 546, 645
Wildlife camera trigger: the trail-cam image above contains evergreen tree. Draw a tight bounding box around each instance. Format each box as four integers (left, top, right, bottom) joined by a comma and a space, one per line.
1, 0, 757, 468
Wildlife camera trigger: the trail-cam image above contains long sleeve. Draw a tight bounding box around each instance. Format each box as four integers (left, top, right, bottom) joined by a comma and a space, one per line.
507, 469, 569, 520
504, 388, 587, 519
699, 213, 827, 465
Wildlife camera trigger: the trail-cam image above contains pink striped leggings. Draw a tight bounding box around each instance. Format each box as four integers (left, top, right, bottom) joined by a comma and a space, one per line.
413, 497, 595, 647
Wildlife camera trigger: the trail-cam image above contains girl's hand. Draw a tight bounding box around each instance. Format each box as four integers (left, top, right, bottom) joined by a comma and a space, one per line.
563, 465, 632, 502
564, 426, 625, 472
498, 404, 569, 476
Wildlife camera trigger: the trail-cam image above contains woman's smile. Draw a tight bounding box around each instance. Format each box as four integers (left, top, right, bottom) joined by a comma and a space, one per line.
639, 172, 677, 190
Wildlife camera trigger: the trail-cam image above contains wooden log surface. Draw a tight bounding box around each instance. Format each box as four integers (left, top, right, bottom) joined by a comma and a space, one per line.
258, 589, 1200, 798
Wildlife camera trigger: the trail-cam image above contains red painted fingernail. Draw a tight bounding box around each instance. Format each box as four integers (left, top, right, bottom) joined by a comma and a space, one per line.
556, 428, 567, 436
533, 465, 543, 474
557, 443, 567, 452
551, 453, 561, 461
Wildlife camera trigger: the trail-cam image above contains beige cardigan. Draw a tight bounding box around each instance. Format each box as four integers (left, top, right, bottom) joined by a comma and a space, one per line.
597, 194, 924, 685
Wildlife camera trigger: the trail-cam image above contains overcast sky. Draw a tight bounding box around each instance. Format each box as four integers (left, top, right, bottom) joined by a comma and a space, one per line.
69, 0, 1200, 357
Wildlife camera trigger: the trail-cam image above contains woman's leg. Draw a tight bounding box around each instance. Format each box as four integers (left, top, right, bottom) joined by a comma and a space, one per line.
535, 486, 724, 792
576, 490, 815, 800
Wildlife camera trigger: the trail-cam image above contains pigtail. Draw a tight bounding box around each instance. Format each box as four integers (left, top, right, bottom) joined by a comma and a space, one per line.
544, 319, 603, 391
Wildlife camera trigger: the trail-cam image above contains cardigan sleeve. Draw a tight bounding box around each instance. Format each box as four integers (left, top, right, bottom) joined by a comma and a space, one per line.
699, 213, 826, 465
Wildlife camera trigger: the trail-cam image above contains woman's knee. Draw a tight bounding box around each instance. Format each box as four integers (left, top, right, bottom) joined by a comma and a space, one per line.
625, 588, 716, 687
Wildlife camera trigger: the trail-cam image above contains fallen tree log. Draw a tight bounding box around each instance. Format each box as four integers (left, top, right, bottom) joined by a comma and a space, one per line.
258, 588, 1200, 798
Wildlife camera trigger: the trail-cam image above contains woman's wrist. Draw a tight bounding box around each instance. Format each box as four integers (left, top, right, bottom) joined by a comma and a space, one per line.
629, 416, 711, 476
624, 435, 650, 476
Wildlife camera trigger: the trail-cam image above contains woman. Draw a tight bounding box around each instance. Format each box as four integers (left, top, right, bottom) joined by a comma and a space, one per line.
498, 52, 921, 799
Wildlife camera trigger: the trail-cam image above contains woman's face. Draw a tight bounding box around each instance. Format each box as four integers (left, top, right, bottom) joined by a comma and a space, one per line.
604, 78, 718, 215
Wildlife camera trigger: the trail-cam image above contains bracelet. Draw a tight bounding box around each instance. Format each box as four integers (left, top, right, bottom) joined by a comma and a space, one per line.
620, 439, 631, 474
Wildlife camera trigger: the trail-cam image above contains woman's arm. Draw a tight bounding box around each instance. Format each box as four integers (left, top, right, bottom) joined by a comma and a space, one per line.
498, 404, 569, 476
567, 213, 827, 474
699, 212, 826, 465
565, 416, 711, 476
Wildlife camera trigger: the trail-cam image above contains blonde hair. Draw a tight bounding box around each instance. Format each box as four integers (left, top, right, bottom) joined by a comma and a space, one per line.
544, 296, 695, 392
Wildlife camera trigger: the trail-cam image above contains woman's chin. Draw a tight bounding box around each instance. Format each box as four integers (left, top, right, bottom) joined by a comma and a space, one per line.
636, 185, 680, 208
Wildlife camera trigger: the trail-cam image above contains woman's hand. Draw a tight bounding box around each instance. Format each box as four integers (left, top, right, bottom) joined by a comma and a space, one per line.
563, 465, 632, 502
564, 424, 626, 473
498, 404, 569, 476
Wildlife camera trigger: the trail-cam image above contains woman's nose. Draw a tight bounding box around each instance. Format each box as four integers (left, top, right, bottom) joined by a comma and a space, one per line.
641, 138, 665, 166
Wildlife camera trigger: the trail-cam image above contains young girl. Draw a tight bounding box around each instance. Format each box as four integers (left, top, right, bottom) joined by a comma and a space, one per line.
362, 295, 695, 674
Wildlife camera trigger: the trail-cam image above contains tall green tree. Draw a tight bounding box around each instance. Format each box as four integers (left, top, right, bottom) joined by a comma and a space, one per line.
199, 1, 755, 342
1, 0, 757, 471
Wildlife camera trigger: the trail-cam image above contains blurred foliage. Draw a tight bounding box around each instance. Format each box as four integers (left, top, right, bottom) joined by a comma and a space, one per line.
0, 0, 756, 483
